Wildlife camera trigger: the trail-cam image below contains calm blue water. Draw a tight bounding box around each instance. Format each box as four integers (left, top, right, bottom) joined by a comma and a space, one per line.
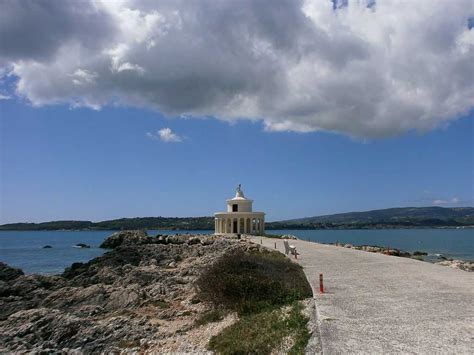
0, 229, 472, 274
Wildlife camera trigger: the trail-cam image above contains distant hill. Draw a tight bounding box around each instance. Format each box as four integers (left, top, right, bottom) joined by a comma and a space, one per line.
267, 207, 474, 229
1, 207, 473, 231
0, 217, 214, 231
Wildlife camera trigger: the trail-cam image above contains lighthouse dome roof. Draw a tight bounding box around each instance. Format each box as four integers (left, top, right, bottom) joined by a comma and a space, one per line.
229, 184, 251, 201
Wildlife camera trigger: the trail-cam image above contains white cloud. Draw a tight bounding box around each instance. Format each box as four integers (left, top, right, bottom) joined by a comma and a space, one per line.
1, 0, 473, 138
0, 93, 10, 100
147, 128, 183, 142
432, 197, 460, 205
70, 69, 98, 86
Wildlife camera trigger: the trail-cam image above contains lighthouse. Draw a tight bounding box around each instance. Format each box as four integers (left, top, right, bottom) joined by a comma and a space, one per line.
214, 185, 265, 235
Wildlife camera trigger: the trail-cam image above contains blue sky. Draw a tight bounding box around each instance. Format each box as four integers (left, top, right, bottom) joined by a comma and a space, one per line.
1, 1, 473, 223
1, 98, 472, 223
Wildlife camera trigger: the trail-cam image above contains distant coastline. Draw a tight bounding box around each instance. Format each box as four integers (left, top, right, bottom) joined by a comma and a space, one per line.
1, 206, 473, 231
1, 226, 473, 232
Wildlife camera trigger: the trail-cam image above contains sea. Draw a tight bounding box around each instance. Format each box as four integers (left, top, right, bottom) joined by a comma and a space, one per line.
0, 229, 472, 274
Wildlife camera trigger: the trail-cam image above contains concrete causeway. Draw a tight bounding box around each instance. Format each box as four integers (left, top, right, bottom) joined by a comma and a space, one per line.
257, 237, 474, 354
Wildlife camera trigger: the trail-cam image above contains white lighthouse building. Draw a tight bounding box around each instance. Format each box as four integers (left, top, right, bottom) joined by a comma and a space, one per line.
214, 185, 265, 235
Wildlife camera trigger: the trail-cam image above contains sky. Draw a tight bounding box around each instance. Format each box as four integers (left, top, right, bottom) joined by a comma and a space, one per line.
0, 0, 473, 223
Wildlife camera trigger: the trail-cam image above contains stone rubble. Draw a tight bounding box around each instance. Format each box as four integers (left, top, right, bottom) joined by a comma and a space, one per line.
435, 259, 474, 272
329, 242, 473, 272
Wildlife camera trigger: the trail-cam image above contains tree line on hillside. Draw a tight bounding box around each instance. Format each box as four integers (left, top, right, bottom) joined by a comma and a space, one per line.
0, 217, 215, 231
1, 207, 472, 231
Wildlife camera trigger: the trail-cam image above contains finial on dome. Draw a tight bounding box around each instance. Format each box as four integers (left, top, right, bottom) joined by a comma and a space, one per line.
235, 184, 245, 198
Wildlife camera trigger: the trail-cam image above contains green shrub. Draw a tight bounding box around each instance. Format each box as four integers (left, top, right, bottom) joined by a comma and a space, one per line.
196, 249, 312, 315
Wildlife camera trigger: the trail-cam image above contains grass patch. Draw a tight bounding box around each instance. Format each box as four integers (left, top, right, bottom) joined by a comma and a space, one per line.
196, 249, 312, 315
288, 303, 312, 355
209, 301, 310, 355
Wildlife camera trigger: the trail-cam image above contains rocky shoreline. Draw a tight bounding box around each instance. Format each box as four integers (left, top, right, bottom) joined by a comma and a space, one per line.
1, 230, 470, 352
0, 231, 263, 353
328, 242, 474, 272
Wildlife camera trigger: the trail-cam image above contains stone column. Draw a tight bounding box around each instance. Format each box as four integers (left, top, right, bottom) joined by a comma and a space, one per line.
237, 218, 240, 233
244, 218, 247, 234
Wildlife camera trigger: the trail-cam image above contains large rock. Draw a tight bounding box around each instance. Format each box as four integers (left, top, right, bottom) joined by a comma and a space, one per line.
42, 284, 108, 310
1, 308, 148, 353
0, 262, 24, 281
100, 230, 149, 249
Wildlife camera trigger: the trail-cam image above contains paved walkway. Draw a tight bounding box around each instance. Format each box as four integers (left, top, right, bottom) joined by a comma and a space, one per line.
257, 237, 474, 354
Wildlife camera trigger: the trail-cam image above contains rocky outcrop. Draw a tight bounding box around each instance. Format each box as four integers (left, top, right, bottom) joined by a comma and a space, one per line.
413, 251, 428, 256
99, 230, 149, 248
0, 232, 249, 353
73, 243, 90, 248
0, 262, 24, 281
